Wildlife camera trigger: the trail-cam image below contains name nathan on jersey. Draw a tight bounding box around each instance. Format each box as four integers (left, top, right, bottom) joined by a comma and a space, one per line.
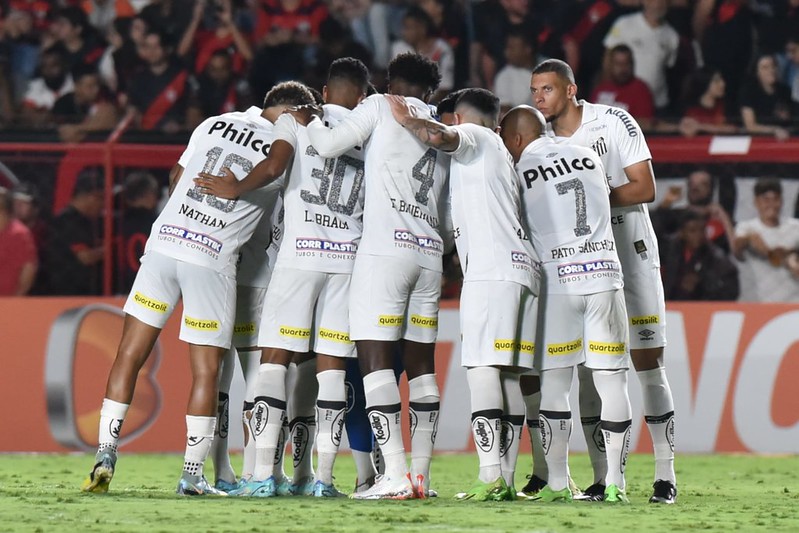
394, 230, 443, 253
178, 203, 227, 229
557, 259, 620, 277
158, 224, 223, 254
295, 238, 357, 253
390, 197, 439, 227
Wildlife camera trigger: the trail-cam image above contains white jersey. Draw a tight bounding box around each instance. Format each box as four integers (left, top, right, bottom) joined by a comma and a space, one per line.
273, 104, 365, 273
146, 106, 275, 277
236, 175, 285, 287
516, 136, 622, 295
306, 94, 450, 272
548, 100, 659, 273
448, 123, 537, 291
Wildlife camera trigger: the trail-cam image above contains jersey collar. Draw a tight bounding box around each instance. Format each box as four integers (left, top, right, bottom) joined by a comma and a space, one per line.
576, 99, 598, 126
245, 105, 272, 127
520, 136, 554, 158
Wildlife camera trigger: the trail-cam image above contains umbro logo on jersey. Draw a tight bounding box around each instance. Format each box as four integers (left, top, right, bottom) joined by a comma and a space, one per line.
522, 157, 596, 187
638, 329, 656, 341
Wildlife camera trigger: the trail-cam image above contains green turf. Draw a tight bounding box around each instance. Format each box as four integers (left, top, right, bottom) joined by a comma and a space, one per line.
0, 453, 797, 532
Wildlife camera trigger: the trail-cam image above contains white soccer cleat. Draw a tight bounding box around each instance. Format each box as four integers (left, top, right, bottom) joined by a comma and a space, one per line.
349, 473, 415, 500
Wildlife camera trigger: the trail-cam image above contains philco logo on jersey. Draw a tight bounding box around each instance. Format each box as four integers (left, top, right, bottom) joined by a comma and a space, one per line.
295, 238, 357, 253
233, 322, 256, 335
494, 339, 534, 354
557, 260, 620, 277
410, 314, 438, 328
319, 328, 352, 344
394, 230, 443, 252
159, 225, 223, 254
605, 108, 638, 137
631, 315, 659, 326
184, 316, 220, 331
522, 157, 596, 187
208, 121, 271, 155
588, 341, 626, 355
133, 292, 168, 313
279, 326, 311, 339
378, 315, 403, 327
547, 338, 583, 356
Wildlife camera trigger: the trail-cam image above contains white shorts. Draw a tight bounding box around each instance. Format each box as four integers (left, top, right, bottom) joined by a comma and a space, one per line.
623, 268, 667, 349
349, 254, 441, 344
536, 289, 630, 371
258, 267, 355, 358
232, 286, 267, 349
123, 252, 235, 348
460, 281, 536, 369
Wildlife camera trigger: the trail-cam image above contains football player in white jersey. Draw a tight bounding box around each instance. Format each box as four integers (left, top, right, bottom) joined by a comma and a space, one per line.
80, 82, 317, 496
283, 53, 451, 500
385, 88, 538, 501
501, 105, 634, 503
196, 58, 371, 498
528, 59, 677, 504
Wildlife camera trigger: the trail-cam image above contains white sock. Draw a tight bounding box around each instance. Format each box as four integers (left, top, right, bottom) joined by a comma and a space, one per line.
408, 373, 439, 490
363, 369, 406, 479
638, 367, 676, 483
578, 364, 606, 485
289, 359, 318, 481
252, 363, 288, 481
523, 391, 547, 480
593, 369, 632, 490
315, 369, 346, 485
540, 367, 574, 492
210, 391, 236, 483
467, 366, 502, 483
183, 415, 216, 478
97, 398, 129, 455
500, 371, 525, 488
352, 450, 377, 487
238, 350, 261, 480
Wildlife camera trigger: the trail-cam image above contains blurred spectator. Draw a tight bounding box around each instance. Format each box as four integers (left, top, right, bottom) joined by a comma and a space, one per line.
732, 178, 799, 302
654, 169, 735, 252
186, 49, 252, 129
590, 43, 655, 128
603, 0, 679, 111
345, 0, 396, 70
52, 64, 119, 142
777, 32, 799, 105
49, 6, 106, 71
177, 0, 253, 75
694, 0, 755, 114
2, 8, 40, 105
20, 45, 75, 128
6, 0, 52, 33
140, 0, 196, 45
128, 29, 188, 133
739, 53, 794, 141
391, 7, 454, 94
305, 17, 372, 92
662, 210, 739, 301
494, 28, 537, 113
753, 0, 799, 57
11, 182, 47, 253
0, 186, 37, 296
419, 0, 469, 89
680, 67, 738, 136
80, 0, 136, 35
97, 15, 147, 95
44, 168, 105, 295
117, 171, 159, 293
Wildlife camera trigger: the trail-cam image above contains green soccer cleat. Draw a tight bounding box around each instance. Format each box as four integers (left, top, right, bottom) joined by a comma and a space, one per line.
454, 477, 509, 502
604, 484, 630, 503
538, 485, 573, 503
81, 450, 117, 494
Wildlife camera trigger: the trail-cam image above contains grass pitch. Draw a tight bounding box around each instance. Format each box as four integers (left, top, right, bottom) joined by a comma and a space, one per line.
0, 453, 797, 532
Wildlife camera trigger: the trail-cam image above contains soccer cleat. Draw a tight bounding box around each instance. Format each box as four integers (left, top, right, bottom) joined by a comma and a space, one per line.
538, 486, 573, 502
454, 477, 509, 502
350, 473, 415, 500
81, 450, 117, 493
275, 476, 293, 496
604, 484, 630, 503
354, 475, 376, 494
176, 474, 227, 496
649, 479, 677, 504
289, 475, 315, 496
214, 478, 239, 492
228, 476, 277, 497
574, 482, 606, 501
519, 474, 547, 497
312, 480, 346, 498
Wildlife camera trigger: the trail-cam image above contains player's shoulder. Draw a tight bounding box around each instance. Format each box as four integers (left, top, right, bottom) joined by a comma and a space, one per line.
586, 101, 642, 138
322, 102, 350, 123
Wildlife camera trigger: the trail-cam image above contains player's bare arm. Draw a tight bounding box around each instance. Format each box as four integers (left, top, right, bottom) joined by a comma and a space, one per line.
193, 140, 294, 199
168, 163, 183, 196
386, 94, 459, 152
610, 160, 656, 207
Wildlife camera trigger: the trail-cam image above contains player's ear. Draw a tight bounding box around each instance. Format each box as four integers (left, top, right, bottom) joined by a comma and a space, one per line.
453, 112, 463, 126
566, 82, 578, 99
322, 85, 329, 102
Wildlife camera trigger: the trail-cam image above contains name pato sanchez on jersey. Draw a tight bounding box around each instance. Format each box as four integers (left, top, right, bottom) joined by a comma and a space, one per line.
548, 100, 659, 272
147, 106, 274, 277
448, 122, 538, 291
517, 137, 623, 295
272, 104, 365, 273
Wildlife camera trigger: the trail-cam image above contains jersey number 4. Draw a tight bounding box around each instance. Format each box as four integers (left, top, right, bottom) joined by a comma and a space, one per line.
186, 146, 254, 213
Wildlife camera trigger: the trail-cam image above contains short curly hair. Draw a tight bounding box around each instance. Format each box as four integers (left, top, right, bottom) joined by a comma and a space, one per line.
387, 52, 441, 95
262, 81, 316, 109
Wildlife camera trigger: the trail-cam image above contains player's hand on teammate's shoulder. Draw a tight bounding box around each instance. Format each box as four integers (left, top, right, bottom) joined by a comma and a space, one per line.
284, 104, 323, 126
385, 94, 416, 127
194, 167, 239, 200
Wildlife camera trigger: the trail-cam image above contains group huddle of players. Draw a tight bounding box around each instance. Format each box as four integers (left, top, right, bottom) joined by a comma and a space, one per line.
80, 51, 677, 505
